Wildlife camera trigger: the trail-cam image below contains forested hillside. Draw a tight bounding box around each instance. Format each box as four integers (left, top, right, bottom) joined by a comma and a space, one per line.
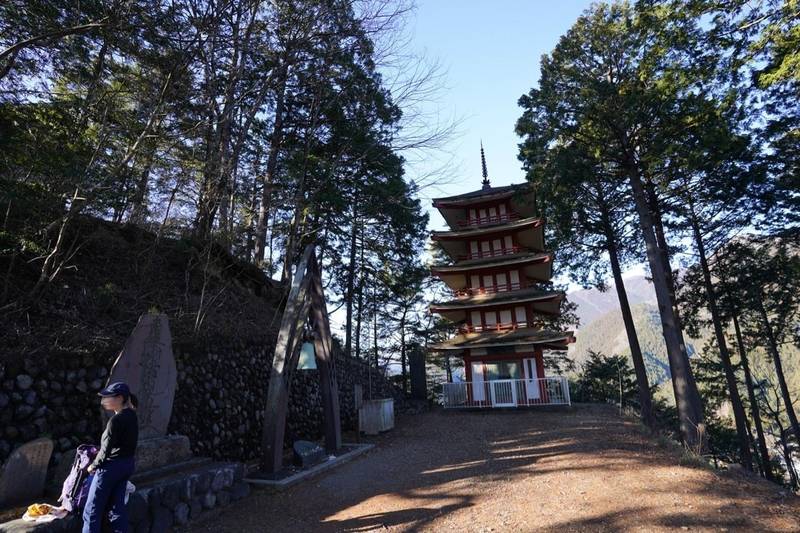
570, 303, 675, 386
0, 0, 443, 389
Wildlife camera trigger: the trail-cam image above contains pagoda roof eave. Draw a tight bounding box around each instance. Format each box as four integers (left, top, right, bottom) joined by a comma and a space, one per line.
431, 217, 544, 241
430, 288, 563, 313
432, 183, 531, 207
429, 328, 575, 351
430, 252, 552, 274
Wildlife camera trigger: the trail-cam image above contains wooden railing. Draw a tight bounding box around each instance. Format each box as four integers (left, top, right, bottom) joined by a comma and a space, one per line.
459, 321, 530, 334
457, 212, 520, 228
459, 246, 525, 261
441, 377, 571, 408
454, 281, 527, 297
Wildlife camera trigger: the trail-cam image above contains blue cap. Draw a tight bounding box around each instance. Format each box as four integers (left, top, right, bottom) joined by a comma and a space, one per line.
98, 382, 130, 397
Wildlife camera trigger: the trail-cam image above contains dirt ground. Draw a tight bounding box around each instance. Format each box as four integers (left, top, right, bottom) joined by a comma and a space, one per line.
182, 404, 800, 532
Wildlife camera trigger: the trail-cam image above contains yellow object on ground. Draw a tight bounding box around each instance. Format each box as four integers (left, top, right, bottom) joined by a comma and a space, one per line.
25, 503, 53, 518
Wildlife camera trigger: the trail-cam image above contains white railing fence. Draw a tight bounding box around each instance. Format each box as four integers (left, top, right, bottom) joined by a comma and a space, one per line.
441, 377, 571, 408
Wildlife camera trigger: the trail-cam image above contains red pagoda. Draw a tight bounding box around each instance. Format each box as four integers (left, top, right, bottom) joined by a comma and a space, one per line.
429, 146, 574, 408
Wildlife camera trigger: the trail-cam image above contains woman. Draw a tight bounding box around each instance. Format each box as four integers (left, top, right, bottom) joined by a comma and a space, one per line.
82, 382, 138, 533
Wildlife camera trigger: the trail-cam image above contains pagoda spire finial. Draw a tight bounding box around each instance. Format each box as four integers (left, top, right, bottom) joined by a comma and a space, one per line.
480, 141, 490, 189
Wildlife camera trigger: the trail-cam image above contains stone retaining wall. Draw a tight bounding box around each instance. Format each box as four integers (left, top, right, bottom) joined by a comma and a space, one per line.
129, 461, 250, 532
0, 338, 404, 472
0, 461, 250, 533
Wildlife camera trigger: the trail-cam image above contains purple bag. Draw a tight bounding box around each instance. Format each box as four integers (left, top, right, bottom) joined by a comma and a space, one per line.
58, 444, 99, 513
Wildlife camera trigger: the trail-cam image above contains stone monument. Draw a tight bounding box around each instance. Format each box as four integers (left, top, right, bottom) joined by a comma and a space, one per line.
0, 438, 53, 508
409, 347, 427, 401
107, 312, 177, 439
103, 312, 193, 472
292, 441, 325, 469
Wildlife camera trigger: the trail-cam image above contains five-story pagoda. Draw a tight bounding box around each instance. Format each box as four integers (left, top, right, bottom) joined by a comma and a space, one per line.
430, 146, 574, 408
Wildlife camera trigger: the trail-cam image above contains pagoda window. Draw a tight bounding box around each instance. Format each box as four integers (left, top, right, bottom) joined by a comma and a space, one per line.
470, 241, 479, 257
484, 311, 497, 327
496, 272, 508, 291
482, 274, 493, 288
479, 208, 487, 220
504, 235, 513, 250
510, 270, 520, 287
481, 241, 491, 256
469, 208, 476, 221
470, 310, 481, 327
499, 203, 507, 215
488, 206, 497, 219
515, 306, 527, 325
492, 238, 502, 254
470, 274, 480, 289
499, 309, 512, 327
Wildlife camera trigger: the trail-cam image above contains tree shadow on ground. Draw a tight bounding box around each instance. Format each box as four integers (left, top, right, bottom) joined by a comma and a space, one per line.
184, 404, 800, 532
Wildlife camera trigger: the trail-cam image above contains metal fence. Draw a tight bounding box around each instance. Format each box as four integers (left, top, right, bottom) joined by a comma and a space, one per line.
441, 377, 571, 408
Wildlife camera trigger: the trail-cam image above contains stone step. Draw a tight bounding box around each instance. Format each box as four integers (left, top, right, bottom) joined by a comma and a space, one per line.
130, 457, 212, 484
0, 460, 250, 533
47, 435, 195, 498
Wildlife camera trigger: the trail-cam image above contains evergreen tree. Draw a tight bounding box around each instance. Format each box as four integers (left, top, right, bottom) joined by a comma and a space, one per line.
516, 2, 709, 448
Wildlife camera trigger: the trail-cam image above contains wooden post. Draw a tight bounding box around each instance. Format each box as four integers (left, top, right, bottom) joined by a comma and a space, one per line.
260, 246, 314, 473
309, 253, 342, 454
409, 345, 427, 401
260, 244, 342, 473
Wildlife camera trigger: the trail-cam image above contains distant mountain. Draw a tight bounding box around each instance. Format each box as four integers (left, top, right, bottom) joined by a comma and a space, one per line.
566, 276, 677, 384
568, 302, 679, 385
566, 276, 800, 396
568, 275, 656, 327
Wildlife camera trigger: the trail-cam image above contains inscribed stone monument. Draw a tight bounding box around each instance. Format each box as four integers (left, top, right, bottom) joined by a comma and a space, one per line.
0, 438, 53, 507
107, 313, 177, 439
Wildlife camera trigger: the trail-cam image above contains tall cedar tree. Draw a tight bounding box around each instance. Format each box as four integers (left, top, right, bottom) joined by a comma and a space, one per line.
516, 3, 708, 447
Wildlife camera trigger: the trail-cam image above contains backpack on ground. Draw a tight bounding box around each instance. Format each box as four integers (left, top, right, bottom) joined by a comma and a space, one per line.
58, 444, 99, 513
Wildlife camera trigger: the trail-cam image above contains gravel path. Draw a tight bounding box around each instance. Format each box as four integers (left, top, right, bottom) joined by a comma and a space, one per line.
182, 404, 800, 532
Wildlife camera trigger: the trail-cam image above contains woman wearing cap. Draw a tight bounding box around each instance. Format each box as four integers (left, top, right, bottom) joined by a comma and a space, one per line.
82, 382, 138, 533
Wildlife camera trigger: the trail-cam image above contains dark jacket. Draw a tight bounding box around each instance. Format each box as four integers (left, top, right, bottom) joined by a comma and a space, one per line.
91, 407, 138, 469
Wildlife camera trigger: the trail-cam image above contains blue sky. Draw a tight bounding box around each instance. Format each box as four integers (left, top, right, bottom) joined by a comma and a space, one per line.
406, 0, 596, 231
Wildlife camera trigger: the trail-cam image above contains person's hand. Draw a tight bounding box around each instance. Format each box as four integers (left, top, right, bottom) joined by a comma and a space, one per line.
87, 465, 96, 474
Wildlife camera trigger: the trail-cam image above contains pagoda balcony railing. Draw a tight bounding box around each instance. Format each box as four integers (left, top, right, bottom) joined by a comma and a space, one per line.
457, 212, 521, 228
454, 281, 528, 297
459, 246, 526, 261
459, 321, 532, 334
441, 377, 571, 408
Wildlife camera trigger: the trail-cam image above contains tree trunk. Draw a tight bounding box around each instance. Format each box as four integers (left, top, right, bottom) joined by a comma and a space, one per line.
1, 249, 17, 306
688, 206, 753, 470
194, 100, 221, 238
128, 158, 154, 224
400, 307, 408, 394
281, 105, 320, 284
601, 206, 655, 429
195, 4, 256, 242
253, 64, 288, 266
626, 166, 705, 449
733, 312, 775, 481
344, 206, 359, 357
354, 245, 365, 360
648, 186, 693, 372
244, 158, 260, 261
756, 295, 800, 446
775, 418, 799, 488
373, 286, 380, 373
